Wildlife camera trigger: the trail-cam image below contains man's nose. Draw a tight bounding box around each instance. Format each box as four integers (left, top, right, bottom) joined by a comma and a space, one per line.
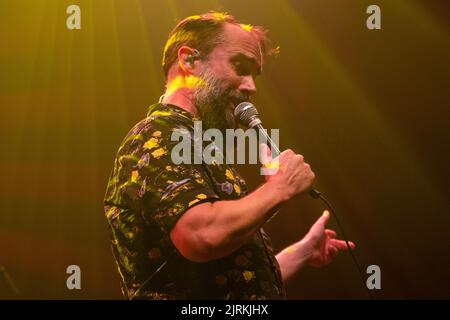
239, 76, 257, 96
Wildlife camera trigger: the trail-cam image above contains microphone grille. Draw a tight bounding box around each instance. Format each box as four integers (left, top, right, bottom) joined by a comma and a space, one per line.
234, 102, 259, 127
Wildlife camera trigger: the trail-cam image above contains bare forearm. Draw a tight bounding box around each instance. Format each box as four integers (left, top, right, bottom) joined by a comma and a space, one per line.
171, 148, 316, 262
208, 183, 286, 254
179, 181, 288, 261
276, 240, 311, 283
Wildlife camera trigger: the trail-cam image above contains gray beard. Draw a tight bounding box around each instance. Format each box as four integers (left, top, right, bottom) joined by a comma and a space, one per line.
193, 68, 248, 133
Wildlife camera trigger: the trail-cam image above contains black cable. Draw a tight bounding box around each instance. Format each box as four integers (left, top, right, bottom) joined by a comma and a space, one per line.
258, 128, 373, 298
316, 194, 373, 299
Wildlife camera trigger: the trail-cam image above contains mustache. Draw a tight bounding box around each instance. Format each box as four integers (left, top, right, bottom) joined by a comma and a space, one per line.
227, 90, 250, 107
198, 67, 250, 106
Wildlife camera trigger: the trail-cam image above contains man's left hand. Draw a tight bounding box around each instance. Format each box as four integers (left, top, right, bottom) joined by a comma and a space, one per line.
300, 210, 356, 267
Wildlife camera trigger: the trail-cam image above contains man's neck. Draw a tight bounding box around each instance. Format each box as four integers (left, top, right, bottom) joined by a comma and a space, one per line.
161, 89, 197, 116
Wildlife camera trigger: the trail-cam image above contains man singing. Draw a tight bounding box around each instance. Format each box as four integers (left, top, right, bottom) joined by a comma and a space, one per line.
104, 12, 355, 299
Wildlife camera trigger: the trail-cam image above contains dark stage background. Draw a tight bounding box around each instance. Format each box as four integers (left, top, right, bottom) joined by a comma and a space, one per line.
1, 0, 449, 299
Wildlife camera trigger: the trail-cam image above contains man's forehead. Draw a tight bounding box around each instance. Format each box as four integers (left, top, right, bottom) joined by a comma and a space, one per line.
220, 23, 263, 66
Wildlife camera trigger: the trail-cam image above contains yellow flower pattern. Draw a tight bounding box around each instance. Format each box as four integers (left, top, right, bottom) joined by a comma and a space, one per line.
151, 147, 167, 159
242, 270, 256, 282
233, 184, 241, 195
152, 130, 162, 137
104, 103, 286, 299
131, 170, 139, 183
188, 193, 207, 207
143, 137, 159, 150
225, 169, 235, 181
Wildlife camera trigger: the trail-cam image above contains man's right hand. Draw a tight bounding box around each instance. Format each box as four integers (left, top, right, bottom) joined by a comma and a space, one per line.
261, 144, 315, 201
172, 145, 315, 263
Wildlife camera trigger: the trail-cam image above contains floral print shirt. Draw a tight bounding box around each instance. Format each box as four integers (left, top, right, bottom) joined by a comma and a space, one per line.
104, 103, 286, 299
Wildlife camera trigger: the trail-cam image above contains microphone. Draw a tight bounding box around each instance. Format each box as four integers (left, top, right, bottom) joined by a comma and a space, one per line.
234, 102, 321, 199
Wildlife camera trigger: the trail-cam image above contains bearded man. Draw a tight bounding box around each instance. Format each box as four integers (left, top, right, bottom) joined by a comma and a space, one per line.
104, 12, 355, 300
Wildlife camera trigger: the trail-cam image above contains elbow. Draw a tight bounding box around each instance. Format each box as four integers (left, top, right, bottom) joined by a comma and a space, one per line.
170, 224, 219, 263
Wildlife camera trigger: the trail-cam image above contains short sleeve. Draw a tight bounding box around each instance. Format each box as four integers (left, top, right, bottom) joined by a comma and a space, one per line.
104, 115, 220, 234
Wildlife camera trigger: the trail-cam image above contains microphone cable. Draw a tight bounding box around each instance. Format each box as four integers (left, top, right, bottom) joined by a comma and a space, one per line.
269, 138, 372, 299
314, 192, 373, 299
235, 101, 373, 298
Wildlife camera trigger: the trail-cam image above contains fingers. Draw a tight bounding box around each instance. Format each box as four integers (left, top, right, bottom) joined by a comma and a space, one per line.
259, 143, 272, 165
329, 239, 356, 250
280, 149, 302, 167
328, 245, 339, 259
320, 245, 338, 266
325, 229, 337, 239
260, 144, 280, 176
318, 237, 356, 267
280, 148, 295, 157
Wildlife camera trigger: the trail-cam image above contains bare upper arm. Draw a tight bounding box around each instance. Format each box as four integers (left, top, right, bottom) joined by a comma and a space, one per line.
169, 202, 216, 263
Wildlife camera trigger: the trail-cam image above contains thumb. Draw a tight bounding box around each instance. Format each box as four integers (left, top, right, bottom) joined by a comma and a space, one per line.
260, 143, 272, 165
307, 210, 330, 236
317, 210, 330, 227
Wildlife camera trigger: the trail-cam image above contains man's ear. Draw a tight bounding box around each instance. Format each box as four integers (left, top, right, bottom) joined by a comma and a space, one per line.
178, 46, 200, 74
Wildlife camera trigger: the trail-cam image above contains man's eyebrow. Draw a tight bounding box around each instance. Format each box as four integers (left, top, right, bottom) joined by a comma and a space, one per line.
232, 53, 262, 75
